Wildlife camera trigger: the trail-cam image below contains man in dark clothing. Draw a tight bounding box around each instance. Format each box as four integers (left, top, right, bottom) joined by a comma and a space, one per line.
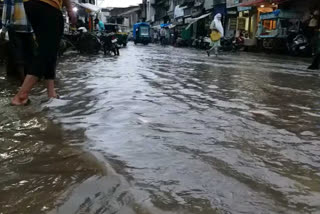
308, 27, 320, 70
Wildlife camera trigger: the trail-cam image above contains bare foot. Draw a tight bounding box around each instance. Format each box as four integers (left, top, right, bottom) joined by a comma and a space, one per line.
11, 93, 29, 106
48, 92, 59, 99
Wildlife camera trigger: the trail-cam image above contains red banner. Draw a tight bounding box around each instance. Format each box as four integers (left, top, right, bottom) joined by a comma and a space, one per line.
271, 0, 290, 2
240, 0, 265, 7
240, 0, 290, 6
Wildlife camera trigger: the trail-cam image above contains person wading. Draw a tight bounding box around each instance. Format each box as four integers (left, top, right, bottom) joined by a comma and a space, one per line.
207, 13, 224, 57
11, 0, 76, 105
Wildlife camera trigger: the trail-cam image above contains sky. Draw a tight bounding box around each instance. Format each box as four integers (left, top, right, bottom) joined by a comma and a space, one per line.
99, 0, 142, 8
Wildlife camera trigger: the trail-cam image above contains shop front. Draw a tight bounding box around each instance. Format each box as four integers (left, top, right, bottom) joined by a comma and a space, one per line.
235, 0, 279, 47
72, 2, 101, 32
225, 7, 238, 37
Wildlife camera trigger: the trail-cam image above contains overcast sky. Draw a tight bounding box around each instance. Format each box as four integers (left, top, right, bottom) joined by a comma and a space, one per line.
99, 0, 142, 7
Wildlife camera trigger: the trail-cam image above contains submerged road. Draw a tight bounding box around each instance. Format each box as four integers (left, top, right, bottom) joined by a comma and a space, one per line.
1, 43, 320, 214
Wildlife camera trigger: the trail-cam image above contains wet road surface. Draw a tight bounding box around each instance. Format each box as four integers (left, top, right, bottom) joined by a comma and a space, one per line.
1, 44, 320, 214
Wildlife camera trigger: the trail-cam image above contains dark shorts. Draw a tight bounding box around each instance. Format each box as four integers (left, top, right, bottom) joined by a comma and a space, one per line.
8, 31, 34, 66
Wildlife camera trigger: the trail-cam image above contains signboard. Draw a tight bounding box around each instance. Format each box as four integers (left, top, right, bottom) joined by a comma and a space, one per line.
237, 17, 246, 30
227, 10, 237, 15
227, 0, 240, 8
237, 6, 252, 12
229, 18, 237, 30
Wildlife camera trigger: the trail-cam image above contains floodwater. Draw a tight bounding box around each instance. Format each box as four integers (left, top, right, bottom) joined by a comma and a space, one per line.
1, 44, 320, 214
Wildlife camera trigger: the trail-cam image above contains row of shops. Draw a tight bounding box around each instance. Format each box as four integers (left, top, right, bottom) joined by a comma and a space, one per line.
146, 0, 319, 51
64, 2, 101, 32
224, 0, 319, 49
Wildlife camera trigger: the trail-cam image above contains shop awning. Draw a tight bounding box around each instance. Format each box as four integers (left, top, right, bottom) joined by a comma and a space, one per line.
271, 0, 290, 3
174, 5, 187, 18
260, 9, 301, 20
76, 3, 101, 13
186, 13, 210, 30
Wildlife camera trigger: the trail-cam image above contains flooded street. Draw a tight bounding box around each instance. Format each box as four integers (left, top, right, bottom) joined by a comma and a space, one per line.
1, 43, 320, 214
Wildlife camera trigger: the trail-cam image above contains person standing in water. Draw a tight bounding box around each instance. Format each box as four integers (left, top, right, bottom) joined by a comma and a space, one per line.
11, 0, 76, 105
308, 26, 320, 70
207, 13, 224, 57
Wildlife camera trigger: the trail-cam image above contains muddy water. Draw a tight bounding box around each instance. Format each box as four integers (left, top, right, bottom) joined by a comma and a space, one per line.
1, 44, 320, 214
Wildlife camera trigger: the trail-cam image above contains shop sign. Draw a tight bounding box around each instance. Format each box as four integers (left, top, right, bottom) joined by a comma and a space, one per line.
237, 17, 246, 30
227, 0, 240, 8
229, 17, 237, 30
237, 6, 252, 12
227, 10, 237, 15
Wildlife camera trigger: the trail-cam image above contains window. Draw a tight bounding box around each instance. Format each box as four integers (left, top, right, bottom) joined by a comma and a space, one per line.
140, 26, 149, 36
262, 19, 276, 31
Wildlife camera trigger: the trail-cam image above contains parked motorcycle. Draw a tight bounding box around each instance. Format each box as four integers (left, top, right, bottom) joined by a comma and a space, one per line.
98, 32, 120, 56
234, 35, 245, 51
287, 32, 311, 56
220, 37, 236, 52
219, 35, 245, 52
193, 36, 210, 50
59, 27, 101, 56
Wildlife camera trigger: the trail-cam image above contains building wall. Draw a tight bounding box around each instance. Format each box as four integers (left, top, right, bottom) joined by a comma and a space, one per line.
100, 10, 111, 23
213, 0, 226, 5
226, 0, 241, 8
0, 0, 3, 27
204, 0, 214, 10
146, 0, 156, 22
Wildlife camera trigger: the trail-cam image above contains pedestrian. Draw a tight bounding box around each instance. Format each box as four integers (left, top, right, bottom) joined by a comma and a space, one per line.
308, 27, 320, 70
1, 0, 34, 83
165, 27, 170, 45
10, 0, 76, 105
94, 18, 105, 32
207, 13, 224, 57
160, 27, 166, 45
153, 30, 158, 43
307, 10, 320, 55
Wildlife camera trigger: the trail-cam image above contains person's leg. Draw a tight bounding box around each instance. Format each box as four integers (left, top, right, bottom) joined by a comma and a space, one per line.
16, 66, 25, 84
308, 53, 320, 70
12, 1, 64, 105
215, 40, 221, 56
7, 31, 24, 81
22, 33, 34, 79
42, 7, 64, 98
214, 46, 219, 56
207, 45, 215, 56
11, 75, 38, 105
45, 56, 58, 98
46, 80, 57, 98
10, 32, 36, 104
11, 1, 43, 105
